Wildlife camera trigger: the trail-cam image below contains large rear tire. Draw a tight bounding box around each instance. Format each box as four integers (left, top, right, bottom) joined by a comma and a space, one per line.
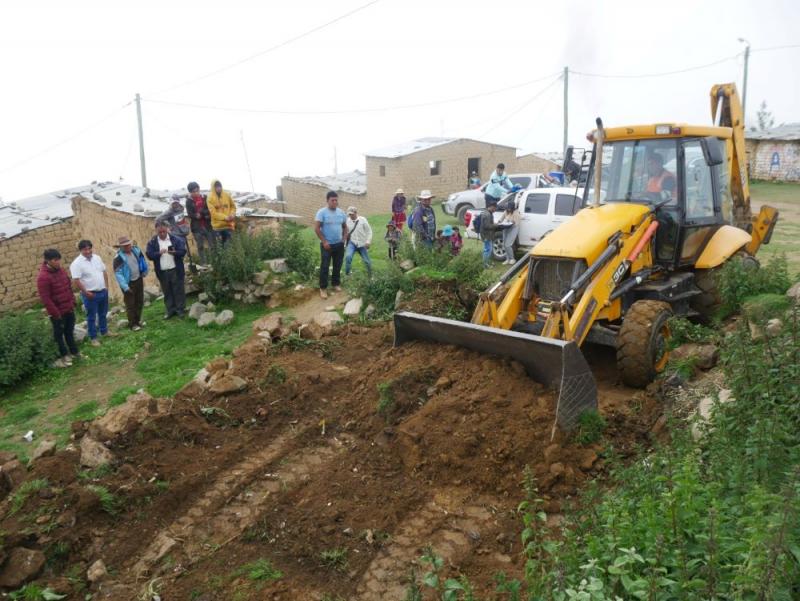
456, 204, 474, 224
691, 251, 759, 321
617, 300, 673, 388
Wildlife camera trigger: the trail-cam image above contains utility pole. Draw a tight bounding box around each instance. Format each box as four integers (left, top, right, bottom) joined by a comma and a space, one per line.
135, 93, 147, 187
333, 146, 338, 175
738, 38, 750, 124
240, 130, 255, 192
562, 66, 569, 158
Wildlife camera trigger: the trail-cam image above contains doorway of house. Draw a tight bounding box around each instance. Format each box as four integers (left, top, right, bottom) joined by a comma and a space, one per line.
467, 157, 481, 188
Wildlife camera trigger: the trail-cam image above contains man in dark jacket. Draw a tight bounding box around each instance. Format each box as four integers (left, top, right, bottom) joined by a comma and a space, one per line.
478, 204, 506, 268
411, 190, 436, 249
37, 248, 79, 368
146, 221, 187, 319
185, 182, 214, 263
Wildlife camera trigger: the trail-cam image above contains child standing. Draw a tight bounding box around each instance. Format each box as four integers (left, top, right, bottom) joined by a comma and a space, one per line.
385, 221, 401, 261
450, 226, 463, 256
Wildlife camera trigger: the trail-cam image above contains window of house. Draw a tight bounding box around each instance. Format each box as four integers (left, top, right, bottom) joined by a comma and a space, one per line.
379, 165, 386, 177
429, 160, 441, 176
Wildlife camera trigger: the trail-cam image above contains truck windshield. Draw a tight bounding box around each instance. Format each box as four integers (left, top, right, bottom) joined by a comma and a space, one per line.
599, 139, 678, 205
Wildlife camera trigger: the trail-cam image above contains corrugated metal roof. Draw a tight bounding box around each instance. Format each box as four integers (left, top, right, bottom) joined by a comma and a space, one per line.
289, 170, 367, 195
366, 137, 516, 159
747, 123, 800, 141
0, 182, 291, 241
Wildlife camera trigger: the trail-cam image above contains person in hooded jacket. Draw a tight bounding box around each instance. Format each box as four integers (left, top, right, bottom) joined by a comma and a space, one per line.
37, 248, 79, 368
112, 236, 149, 331
207, 179, 236, 245
185, 182, 214, 263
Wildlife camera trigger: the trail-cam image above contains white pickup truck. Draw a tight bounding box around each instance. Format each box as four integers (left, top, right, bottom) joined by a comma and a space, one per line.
442, 173, 557, 222
464, 186, 585, 262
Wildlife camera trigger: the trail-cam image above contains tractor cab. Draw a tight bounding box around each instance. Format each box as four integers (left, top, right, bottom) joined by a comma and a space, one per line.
588, 126, 732, 270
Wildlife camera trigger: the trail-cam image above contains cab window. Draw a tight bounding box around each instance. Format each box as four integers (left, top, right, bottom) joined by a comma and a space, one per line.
524, 193, 549, 214
683, 140, 714, 220
511, 176, 531, 188
555, 193, 579, 216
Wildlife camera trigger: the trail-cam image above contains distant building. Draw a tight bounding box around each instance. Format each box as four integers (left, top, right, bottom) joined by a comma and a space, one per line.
281, 170, 368, 225
746, 123, 800, 182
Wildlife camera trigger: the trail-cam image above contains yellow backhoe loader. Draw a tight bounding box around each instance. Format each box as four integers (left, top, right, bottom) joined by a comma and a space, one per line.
394, 83, 779, 430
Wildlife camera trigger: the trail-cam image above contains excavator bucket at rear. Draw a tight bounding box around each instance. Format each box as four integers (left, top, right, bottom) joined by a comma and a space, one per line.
393, 311, 597, 430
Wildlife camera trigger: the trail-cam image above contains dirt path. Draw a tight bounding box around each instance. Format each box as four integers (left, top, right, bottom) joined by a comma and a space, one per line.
286, 286, 349, 323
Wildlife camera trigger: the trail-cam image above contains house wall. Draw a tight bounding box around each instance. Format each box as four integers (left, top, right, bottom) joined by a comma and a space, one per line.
511, 155, 560, 175
747, 140, 800, 181
366, 140, 518, 207
281, 178, 369, 224
0, 220, 77, 314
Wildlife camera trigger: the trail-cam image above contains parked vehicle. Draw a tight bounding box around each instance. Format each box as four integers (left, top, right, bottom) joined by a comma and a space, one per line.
442, 173, 555, 222
464, 187, 584, 262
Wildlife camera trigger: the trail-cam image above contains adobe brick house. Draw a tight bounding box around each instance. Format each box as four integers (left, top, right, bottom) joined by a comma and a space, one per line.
745, 123, 800, 182
365, 137, 521, 208
281, 171, 370, 225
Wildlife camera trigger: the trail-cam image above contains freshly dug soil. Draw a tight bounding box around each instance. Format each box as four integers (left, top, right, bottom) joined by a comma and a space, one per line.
0, 323, 661, 600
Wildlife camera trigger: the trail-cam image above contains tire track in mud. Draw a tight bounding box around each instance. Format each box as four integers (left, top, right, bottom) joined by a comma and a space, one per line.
354, 489, 502, 600
114, 425, 348, 598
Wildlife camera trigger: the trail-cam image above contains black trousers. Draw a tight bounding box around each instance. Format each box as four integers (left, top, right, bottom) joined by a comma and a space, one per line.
123, 277, 144, 327
319, 242, 345, 289
51, 311, 79, 357
158, 269, 186, 316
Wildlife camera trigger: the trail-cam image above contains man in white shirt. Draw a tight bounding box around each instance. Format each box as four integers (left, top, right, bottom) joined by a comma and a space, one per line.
69, 239, 113, 346
344, 206, 373, 277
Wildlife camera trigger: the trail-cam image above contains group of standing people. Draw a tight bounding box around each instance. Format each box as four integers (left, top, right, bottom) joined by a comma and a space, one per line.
36, 180, 239, 368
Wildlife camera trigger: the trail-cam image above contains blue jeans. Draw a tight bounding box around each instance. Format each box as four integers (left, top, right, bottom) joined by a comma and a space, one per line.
345, 242, 372, 276
483, 239, 492, 267
82, 289, 109, 339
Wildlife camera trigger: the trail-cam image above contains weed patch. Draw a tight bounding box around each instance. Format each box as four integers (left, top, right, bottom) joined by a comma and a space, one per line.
575, 410, 606, 445
235, 558, 283, 582
9, 478, 48, 515
86, 485, 121, 515
108, 385, 139, 407
319, 548, 349, 572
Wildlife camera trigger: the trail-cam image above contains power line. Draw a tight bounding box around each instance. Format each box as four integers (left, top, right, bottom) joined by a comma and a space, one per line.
0, 104, 129, 175
479, 76, 562, 138
151, 0, 382, 96
751, 43, 800, 53
571, 53, 741, 79
143, 72, 561, 116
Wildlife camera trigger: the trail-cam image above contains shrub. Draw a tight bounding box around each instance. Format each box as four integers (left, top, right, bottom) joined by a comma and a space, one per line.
575, 409, 606, 445
667, 316, 716, 349
718, 254, 791, 318
742, 293, 791, 325
260, 224, 316, 279
349, 264, 414, 317
198, 232, 266, 299
0, 313, 57, 389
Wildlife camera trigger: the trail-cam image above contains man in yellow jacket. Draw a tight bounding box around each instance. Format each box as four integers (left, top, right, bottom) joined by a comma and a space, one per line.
207, 179, 236, 244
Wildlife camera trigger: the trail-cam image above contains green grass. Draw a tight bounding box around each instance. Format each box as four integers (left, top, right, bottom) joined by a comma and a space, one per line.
751, 181, 800, 274
86, 484, 120, 515
9, 478, 48, 515
235, 558, 283, 582
319, 548, 349, 572
108, 385, 139, 407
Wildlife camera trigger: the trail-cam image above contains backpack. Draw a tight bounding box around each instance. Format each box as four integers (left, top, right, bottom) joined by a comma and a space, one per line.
471, 212, 482, 233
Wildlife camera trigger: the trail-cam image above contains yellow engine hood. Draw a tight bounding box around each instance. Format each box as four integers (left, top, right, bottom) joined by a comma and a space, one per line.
532, 203, 650, 262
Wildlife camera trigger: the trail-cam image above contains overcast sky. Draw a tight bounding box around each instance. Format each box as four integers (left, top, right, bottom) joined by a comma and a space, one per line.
1, 0, 798, 201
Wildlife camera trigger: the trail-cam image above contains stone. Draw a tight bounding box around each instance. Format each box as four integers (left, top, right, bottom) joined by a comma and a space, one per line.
577, 449, 598, 471
267, 258, 290, 273
206, 302, 216, 312
543, 443, 561, 464
116, 318, 129, 329
243, 293, 257, 304
132, 203, 144, 213
87, 559, 108, 583
549, 462, 565, 476
365, 304, 376, 318
89, 391, 168, 440
231, 282, 247, 292
399, 259, 415, 272
197, 312, 217, 327
692, 396, 716, 441
325, 305, 337, 312
253, 271, 270, 285
671, 343, 719, 371
209, 375, 247, 395
233, 293, 243, 301
215, 309, 235, 326
765, 318, 783, 337
198, 292, 209, 302
188, 302, 207, 320
252, 313, 282, 335
749, 321, 764, 341
80, 437, 114, 468
313, 311, 343, 332
299, 322, 325, 341
1, 460, 27, 489
111, 200, 123, 207
0, 548, 46, 588
787, 281, 800, 303
343, 298, 363, 316
206, 358, 229, 374
143, 285, 162, 301
434, 376, 451, 390
31, 440, 56, 461
254, 285, 271, 298
394, 290, 404, 310
74, 326, 88, 343
650, 414, 668, 436
257, 331, 273, 345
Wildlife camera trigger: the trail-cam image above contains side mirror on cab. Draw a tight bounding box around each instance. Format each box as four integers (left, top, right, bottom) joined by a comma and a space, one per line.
700, 136, 724, 166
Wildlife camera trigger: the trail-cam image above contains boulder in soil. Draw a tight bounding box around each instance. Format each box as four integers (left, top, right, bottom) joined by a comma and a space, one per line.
313, 311, 343, 332
671, 343, 719, 371
74, 326, 88, 343
0, 547, 46, 588
31, 439, 56, 462
365, 304, 376, 318
215, 309, 235, 326
209, 375, 247, 395
80, 437, 115, 468
765, 318, 783, 337
188, 302, 207, 320
1, 459, 27, 489
143, 285, 161, 302
252, 313, 282, 335
300, 322, 325, 341
197, 312, 217, 327
116, 318, 129, 329
267, 258, 289, 273
89, 391, 169, 440
87, 559, 109, 583
198, 292, 209, 302
343, 298, 363, 316
399, 259, 415, 272
787, 281, 800, 303
253, 271, 270, 285
206, 358, 229, 375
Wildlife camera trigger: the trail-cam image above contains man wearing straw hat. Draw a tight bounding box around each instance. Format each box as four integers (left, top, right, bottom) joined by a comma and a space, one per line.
411, 190, 437, 249
112, 235, 149, 331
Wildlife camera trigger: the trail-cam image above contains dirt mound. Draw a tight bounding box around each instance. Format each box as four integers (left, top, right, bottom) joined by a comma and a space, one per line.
0, 324, 660, 600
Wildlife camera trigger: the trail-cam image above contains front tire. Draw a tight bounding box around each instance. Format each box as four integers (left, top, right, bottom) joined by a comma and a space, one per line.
491, 232, 508, 262
617, 300, 673, 388
691, 251, 759, 320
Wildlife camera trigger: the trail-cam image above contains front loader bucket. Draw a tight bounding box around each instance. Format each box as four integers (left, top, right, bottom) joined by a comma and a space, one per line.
393, 312, 597, 431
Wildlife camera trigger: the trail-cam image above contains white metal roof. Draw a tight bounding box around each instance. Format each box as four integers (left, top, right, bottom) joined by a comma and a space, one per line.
366, 137, 517, 159
747, 123, 800, 141
288, 170, 367, 195
0, 182, 292, 241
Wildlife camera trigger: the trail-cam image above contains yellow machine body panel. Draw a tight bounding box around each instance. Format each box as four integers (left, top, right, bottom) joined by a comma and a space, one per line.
695, 225, 752, 269
531, 203, 650, 262
602, 124, 732, 142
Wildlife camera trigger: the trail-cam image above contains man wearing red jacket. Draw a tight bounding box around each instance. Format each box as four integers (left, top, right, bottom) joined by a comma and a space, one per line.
37, 248, 79, 368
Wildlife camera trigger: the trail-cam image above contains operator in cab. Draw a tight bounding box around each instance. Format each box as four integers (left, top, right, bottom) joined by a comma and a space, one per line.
645, 152, 676, 200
